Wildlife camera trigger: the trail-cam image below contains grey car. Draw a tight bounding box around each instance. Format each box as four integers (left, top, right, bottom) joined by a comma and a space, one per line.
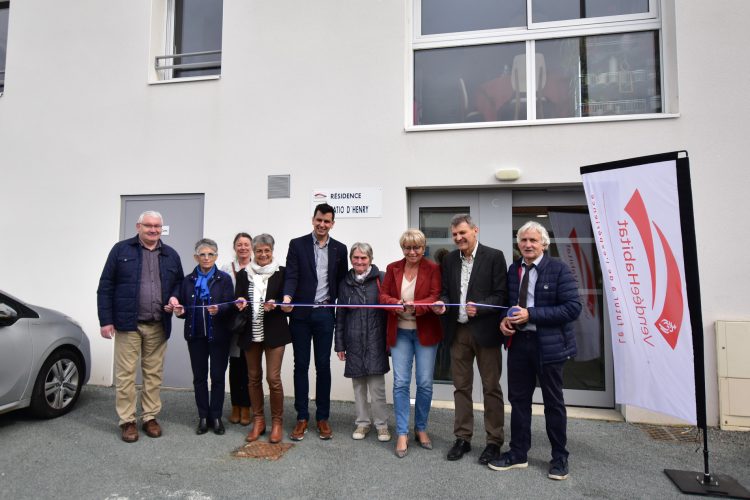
0, 290, 91, 418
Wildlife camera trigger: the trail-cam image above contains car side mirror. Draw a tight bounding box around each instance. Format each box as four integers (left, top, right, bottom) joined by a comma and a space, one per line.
0, 303, 19, 326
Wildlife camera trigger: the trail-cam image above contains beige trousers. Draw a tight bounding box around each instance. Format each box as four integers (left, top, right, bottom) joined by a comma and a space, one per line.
114, 321, 167, 426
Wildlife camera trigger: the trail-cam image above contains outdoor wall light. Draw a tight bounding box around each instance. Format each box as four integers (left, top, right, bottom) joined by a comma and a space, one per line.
495, 168, 521, 181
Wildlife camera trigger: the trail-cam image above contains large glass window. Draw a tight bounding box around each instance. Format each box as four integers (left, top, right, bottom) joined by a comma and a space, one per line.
537, 31, 661, 119
421, 0, 525, 35
412, 0, 664, 126
154, 0, 223, 81
0, 1, 9, 95
531, 0, 649, 23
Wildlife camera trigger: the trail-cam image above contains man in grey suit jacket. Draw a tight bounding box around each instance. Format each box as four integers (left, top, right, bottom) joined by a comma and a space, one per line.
433, 214, 507, 465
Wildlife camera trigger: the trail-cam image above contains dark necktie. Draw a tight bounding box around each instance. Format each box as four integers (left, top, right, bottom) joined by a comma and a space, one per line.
519, 263, 534, 308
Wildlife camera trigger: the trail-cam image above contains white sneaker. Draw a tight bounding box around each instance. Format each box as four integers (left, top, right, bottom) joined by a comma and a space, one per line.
352, 426, 370, 440
377, 427, 391, 442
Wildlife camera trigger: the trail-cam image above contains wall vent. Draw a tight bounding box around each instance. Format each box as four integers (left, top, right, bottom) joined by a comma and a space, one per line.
268, 175, 290, 199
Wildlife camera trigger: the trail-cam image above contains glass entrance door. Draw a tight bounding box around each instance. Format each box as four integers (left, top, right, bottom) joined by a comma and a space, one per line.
409, 188, 614, 408
512, 193, 613, 408
409, 190, 511, 403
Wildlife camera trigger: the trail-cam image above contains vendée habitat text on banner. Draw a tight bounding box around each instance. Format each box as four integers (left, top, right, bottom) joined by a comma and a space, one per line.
582, 158, 696, 424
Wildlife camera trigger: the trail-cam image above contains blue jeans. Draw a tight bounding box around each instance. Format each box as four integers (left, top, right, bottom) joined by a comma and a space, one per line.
390, 328, 438, 436
290, 308, 335, 421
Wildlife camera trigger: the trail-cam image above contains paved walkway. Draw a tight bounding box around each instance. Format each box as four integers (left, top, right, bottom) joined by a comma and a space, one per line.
1, 385, 748, 499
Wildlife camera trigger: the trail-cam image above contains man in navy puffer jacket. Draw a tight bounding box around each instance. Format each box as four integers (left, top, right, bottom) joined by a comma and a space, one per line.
488, 221, 581, 482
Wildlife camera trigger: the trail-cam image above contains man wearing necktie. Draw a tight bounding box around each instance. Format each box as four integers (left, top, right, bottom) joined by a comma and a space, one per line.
490, 221, 582, 481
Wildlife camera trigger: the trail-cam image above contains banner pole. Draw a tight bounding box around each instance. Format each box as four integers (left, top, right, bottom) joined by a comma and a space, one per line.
663, 153, 749, 498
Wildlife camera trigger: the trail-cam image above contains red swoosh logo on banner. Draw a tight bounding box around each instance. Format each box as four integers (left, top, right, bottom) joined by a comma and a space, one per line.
653, 223, 683, 350
624, 190, 657, 305
569, 228, 596, 316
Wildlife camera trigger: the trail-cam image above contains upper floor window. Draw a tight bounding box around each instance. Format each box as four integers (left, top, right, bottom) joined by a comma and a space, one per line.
411, 0, 666, 127
0, 1, 9, 95
150, 0, 223, 83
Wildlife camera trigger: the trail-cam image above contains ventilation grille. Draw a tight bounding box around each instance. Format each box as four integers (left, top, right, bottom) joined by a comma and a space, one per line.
268, 175, 290, 199
635, 424, 699, 443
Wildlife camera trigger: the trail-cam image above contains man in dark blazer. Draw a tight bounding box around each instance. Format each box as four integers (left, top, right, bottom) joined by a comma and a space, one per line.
282, 203, 348, 441
490, 221, 581, 481
433, 214, 507, 465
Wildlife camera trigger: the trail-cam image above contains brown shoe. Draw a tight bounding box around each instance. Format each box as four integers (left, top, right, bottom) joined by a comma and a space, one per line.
269, 420, 283, 444
120, 422, 138, 443
245, 417, 266, 442
239, 407, 251, 426
290, 419, 308, 441
142, 419, 162, 438
317, 420, 333, 440
228, 406, 241, 424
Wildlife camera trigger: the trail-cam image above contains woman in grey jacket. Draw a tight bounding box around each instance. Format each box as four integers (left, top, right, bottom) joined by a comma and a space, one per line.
335, 242, 390, 443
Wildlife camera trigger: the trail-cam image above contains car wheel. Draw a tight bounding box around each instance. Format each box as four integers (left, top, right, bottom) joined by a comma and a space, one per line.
29, 348, 83, 418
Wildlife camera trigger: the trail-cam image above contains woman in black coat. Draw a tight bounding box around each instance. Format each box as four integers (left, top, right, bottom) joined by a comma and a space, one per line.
172, 238, 235, 436
335, 242, 390, 443
234, 233, 291, 444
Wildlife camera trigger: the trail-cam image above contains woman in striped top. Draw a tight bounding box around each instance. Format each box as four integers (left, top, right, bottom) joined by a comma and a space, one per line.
234, 234, 291, 444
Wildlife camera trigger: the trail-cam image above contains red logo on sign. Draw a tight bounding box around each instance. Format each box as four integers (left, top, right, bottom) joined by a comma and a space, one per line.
624, 189, 683, 350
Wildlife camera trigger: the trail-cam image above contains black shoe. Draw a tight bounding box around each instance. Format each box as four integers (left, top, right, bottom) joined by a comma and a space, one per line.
447, 438, 471, 461
548, 456, 569, 480
196, 418, 208, 435
488, 451, 528, 471
479, 443, 500, 465
212, 418, 225, 435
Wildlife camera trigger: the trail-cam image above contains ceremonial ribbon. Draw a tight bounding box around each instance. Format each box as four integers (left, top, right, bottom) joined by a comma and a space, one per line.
181, 300, 508, 310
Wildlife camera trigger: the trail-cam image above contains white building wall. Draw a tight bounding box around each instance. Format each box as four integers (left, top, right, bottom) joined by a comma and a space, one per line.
1, 0, 748, 426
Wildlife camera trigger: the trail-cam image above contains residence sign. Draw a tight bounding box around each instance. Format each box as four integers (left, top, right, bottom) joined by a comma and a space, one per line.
311, 187, 383, 218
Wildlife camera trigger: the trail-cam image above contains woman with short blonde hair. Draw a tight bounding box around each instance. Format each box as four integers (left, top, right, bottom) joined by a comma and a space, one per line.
380, 229, 443, 457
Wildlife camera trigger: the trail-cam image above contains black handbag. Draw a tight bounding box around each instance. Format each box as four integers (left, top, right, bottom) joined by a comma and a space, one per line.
228, 308, 251, 336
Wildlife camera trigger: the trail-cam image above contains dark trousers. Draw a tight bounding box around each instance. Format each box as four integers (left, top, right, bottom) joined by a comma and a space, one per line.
507, 331, 568, 461
450, 324, 505, 445
187, 336, 230, 419
290, 308, 334, 421
228, 351, 250, 407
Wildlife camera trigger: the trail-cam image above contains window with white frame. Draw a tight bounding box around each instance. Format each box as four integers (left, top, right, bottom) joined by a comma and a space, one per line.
411, 0, 665, 126
152, 0, 223, 82
0, 1, 9, 95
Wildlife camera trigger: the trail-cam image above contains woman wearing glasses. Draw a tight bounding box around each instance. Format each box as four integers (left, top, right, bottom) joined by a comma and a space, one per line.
172, 238, 236, 435
234, 234, 291, 444
379, 229, 443, 457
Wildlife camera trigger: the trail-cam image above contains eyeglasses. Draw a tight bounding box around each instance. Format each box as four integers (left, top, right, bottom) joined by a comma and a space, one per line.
197, 253, 217, 259
140, 224, 162, 230
402, 246, 423, 252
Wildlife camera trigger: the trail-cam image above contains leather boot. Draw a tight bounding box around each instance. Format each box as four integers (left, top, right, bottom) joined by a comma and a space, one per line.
268, 389, 284, 443
269, 420, 283, 443
229, 406, 241, 424
245, 417, 266, 442
245, 383, 267, 442
239, 407, 251, 426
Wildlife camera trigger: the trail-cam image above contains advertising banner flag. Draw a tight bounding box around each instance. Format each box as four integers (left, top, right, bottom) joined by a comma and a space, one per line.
581, 153, 697, 424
